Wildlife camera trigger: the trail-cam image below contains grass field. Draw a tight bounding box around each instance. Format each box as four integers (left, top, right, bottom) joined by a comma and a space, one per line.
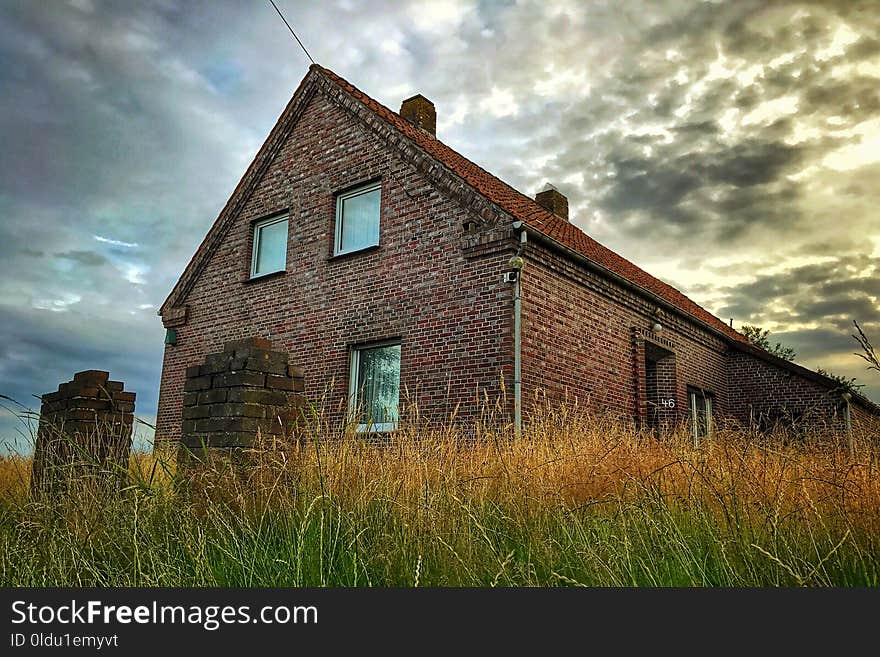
1, 408, 878, 587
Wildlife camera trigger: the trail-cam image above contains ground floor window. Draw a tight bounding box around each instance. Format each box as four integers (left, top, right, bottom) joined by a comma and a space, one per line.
688, 386, 713, 444
349, 342, 401, 432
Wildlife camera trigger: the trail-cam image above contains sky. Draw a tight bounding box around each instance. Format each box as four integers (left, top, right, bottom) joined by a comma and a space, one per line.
1, 0, 878, 450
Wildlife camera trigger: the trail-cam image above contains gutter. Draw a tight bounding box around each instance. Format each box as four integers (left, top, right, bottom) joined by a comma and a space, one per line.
513, 221, 739, 346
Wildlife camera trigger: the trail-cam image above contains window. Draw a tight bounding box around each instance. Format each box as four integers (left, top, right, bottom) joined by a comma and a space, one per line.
349, 343, 401, 432
250, 214, 289, 278
688, 387, 713, 444
335, 182, 381, 255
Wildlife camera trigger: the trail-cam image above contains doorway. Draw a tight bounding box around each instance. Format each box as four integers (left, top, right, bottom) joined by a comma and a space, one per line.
644, 342, 677, 432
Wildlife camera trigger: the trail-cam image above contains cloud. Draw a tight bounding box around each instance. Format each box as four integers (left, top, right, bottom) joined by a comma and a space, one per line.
56, 250, 109, 267
711, 251, 879, 399
93, 235, 139, 249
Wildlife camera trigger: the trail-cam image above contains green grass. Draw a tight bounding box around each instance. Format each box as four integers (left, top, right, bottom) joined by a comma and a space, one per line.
2, 413, 878, 586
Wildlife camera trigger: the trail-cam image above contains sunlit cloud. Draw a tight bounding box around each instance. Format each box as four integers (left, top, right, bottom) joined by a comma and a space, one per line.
122, 263, 149, 285
479, 86, 518, 118
32, 293, 82, 312
94, 235, 139, 249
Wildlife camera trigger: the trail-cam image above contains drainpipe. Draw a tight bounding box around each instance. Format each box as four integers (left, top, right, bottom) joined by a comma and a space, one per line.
511, 223, 527, 438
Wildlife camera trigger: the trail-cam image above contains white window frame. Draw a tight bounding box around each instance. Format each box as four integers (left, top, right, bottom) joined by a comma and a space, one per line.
250, 214, 289, 278
334, 181, 382, 256
689, 387, 713, 445
348, 341, 400, 433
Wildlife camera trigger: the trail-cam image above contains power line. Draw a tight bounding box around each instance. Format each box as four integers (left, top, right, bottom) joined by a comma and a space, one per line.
267, 0, 316, 65
264, 0, 422, 202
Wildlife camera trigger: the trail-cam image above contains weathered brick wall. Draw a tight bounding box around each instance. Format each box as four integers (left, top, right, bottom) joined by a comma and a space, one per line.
180, 338, 304, 458
727, 350, 848, 433
851, 402, 880, 436
520, 244, 730, 428
32, 370, 135, 496
156, 84, 516, 448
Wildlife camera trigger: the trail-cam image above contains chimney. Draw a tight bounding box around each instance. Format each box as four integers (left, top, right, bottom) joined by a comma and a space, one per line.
400, 94, 436, 136
535, 183, 569, 221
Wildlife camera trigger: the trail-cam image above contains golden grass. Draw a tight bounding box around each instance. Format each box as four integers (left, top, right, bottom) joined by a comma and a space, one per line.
172, 409, 880, 541
2, 406, 878, 586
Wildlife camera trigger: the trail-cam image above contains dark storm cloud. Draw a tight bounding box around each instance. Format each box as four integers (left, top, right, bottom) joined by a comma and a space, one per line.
56, 250, 109, 267
715, 252, 879, 396
717, 255, 879, 319
774, 328, 860, 365
800, 76, 880, 119
848, 35, 880, 59
594, 133, 809, 244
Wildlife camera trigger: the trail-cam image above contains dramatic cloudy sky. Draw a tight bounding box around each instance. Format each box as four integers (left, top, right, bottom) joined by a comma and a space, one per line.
1, 0, 878, 450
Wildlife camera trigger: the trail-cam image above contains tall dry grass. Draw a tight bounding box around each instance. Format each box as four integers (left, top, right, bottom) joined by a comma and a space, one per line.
1, 403, 878, 586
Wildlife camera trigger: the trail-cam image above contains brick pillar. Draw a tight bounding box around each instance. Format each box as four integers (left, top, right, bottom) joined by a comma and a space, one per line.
180, 338, 305, 461
32, 370, 135, 498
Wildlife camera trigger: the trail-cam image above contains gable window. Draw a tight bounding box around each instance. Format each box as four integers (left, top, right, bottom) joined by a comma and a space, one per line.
335, 182, 381, 255
349, 342, 400, 432
250, 214, 289, 278
688, 387, 713, 444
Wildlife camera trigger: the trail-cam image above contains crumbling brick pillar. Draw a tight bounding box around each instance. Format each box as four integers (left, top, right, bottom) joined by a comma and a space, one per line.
180, 338, 305, 461
32, 370, 135, 498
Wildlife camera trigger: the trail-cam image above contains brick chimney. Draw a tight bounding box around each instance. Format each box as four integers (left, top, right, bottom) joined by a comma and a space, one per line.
400, 94, 436, 136
535, 183, 568, 221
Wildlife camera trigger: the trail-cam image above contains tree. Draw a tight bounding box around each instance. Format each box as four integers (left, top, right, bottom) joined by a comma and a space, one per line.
740, 325, 797, 361
816, 368, 863, 394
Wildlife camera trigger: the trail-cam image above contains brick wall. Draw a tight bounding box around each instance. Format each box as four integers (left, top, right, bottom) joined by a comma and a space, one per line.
726, 350, 848, 433
851, 402, 880, 435
156, 86, 516, 449
520, 243, 730, 428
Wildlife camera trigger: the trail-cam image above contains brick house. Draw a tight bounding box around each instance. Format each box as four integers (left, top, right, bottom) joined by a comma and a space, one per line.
155, 64, 878, 450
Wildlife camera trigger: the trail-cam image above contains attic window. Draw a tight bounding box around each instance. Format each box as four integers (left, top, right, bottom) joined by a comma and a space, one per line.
250, 214, 288, 278
335, 182, 381, 255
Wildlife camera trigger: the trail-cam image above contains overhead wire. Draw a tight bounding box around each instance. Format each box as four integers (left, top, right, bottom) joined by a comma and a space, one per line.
267, 0, 316, 65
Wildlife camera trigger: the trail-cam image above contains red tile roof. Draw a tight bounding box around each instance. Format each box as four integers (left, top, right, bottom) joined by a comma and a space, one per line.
317, 65, 748, 344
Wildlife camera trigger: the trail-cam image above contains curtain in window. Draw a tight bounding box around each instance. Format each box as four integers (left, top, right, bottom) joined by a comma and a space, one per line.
340, 188, 380, 252
357, 344, 401, 427
255, 219, 288, 275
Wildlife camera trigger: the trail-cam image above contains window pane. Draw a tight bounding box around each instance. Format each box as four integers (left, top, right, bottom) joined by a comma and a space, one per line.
690, 390, 711, 437
356, 344, 400, 428
254, 219, 288, 275
339, 187, 380, 253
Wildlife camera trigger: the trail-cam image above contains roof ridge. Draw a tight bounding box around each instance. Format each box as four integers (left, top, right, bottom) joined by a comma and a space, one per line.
314, 65, 747, 344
